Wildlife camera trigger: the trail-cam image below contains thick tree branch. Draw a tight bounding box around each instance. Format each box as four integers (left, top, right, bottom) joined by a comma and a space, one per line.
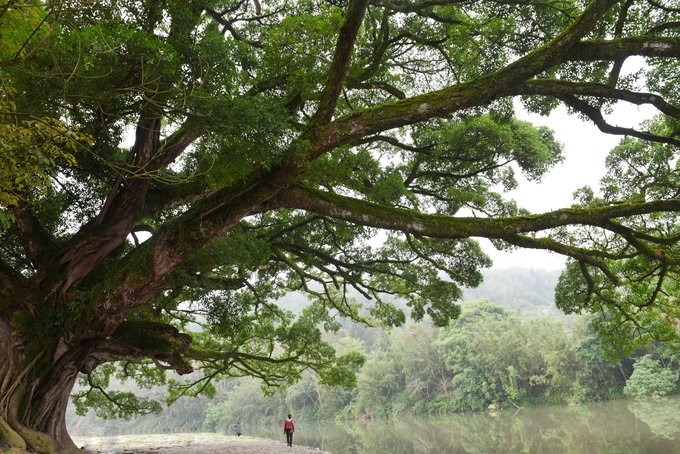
0, 259, 29, 306
10, 203, 58, 271
311, 0, 370, 125
154, 120, 205, 170
85, 320, 193, 374
607, 0, 634, 86
143, 183, 210, 218
205, 7, 265, 48
308, 0, 618, 155
517, 80, 680, 119
566, 36, 680, 61
351, 9, 391, 83
75, 0, 622, 332
61, 118, 159, 245
90, 175, 288, 328
558, 94, 680, 147
272, 184, 680, 248
54, 118, 203, 298
102, 0, 618, 312
370, 0, 466, 14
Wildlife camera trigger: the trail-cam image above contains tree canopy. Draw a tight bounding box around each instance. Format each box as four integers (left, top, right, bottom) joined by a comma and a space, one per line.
0, 0, 679, 452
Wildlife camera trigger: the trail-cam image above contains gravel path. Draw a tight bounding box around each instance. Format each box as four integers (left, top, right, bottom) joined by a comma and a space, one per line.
74, 433, 331, 454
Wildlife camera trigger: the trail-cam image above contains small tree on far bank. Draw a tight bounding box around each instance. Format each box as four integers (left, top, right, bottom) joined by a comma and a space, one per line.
623, 355, 678, 400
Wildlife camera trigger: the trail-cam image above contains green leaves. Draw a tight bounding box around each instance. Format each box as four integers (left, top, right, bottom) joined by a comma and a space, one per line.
417, 115, 563, 186
260, 7, 344, 99
318, 351, 365, 388
192, 97, 291, 187
72, 364, 164, 419
73, 388, 163, 419
556, 256, 680, 359
554, 115, 680, 357
624, 355, 679, 400
435, 300, 590, 411
0, 1, 52, 64
0, 83, 92, 228
602, 117, 680, 203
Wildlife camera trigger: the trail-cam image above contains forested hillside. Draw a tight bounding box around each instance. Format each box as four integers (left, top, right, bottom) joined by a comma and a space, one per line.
67, 271, 680, 436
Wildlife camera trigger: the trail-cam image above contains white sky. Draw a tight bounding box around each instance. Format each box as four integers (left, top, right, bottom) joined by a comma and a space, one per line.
485, 93, 656, 271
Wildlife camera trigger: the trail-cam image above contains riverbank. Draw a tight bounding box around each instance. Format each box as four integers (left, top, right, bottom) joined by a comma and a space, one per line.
73, 433, 331, 454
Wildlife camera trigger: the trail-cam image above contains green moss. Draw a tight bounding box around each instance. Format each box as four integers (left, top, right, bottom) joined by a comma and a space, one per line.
112, 320, 179, 352
0, 418, 27, 451
8, 309, 31, 332
16, 426, 59, 454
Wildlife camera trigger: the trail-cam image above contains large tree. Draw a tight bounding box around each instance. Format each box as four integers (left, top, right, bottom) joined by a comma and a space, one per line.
0, 0, 678, 451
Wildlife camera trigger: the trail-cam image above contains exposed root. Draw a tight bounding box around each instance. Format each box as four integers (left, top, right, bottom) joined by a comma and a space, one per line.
0, 417, 26, 451
0, 418, 80, 454
15, 425, 60, 454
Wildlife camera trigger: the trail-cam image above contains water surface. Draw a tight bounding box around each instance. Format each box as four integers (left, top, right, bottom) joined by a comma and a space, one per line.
249, 397, 680, 453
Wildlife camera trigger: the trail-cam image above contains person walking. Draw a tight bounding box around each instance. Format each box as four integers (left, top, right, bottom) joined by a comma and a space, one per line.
283, 413, 295, 447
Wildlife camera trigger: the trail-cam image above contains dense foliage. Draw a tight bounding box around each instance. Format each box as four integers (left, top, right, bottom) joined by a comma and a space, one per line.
1, 1, 679, 452
67, 298, 680, 434
624, 354, 679, 399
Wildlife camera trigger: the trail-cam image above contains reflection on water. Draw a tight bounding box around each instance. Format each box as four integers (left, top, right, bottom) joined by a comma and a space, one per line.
249, 396, 680, 453
628, 399, 680, 441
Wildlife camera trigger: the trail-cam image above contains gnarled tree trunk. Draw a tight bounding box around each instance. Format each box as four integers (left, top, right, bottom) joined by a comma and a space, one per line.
0, 315, 92, 453
0, 307, 197, 453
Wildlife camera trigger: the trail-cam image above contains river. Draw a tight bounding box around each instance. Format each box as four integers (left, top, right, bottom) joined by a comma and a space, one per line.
247, 396, 680, 453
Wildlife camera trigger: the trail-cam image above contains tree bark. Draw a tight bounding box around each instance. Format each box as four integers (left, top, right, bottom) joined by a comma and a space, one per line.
0, 316, 91, 453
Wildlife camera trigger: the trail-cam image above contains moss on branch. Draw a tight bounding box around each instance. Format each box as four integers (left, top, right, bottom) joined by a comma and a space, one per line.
281, 184, 680, 241
567, 36, 680, 60
112, 320, 191, 353
312, 0, 618, 153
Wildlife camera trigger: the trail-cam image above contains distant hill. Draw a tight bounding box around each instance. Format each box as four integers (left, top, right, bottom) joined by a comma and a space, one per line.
275, 268, 563, 320
463, 268, 562, 316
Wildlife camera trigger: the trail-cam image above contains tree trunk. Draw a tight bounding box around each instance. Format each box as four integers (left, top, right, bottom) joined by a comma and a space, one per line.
0, 316, 90, 454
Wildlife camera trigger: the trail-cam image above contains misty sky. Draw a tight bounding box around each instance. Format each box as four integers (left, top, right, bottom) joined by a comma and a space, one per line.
487, 92, 656, 271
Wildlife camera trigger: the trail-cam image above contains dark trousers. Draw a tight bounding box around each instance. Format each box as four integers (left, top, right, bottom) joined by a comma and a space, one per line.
285, 428, 293, 446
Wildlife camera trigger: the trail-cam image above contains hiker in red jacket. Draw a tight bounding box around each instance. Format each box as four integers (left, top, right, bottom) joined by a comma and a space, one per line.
283, 413, 295, 447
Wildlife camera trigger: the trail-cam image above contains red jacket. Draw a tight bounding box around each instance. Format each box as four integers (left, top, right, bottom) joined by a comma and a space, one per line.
284, 418, 295, 431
